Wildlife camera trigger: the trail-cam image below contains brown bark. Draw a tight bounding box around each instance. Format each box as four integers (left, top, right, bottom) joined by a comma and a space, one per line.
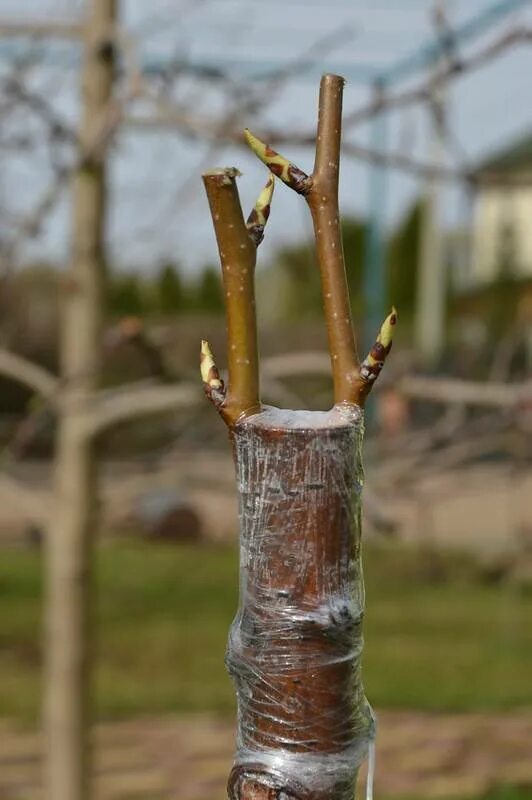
44, 2, 116, 799
202, 169, 267, 425
226, 408, 373, 800
307, 74, 359, 404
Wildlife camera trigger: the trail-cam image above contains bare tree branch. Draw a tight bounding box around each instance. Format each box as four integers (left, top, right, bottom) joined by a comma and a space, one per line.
127, 106, 468, 182
0, 173, 68, 272
89, 381, 199, 434
0, 21, 83, 39
126, 26, 532, 185
263, 352, 531, 408
342, 26, 532, 129
0, 348, 58, 397
399, 375, 531, 408
202, 168, 272, 425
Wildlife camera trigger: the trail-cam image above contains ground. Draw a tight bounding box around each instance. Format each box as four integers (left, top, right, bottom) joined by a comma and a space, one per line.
1, 712, 532, 800
0, 542, 531, 799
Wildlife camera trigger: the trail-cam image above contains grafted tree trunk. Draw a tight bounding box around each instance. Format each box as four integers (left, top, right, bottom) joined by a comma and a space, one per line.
202, 74, 395, 800
227, 407, 373, 800
44, 2, 116, 799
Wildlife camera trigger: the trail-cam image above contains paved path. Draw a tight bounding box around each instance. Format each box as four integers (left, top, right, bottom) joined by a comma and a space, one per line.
1, 711, 531, 799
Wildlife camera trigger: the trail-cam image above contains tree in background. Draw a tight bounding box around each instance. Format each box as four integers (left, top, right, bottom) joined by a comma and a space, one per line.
260, 204, 427, 332
275, 217, 365, 320
45, 2, 115, 797
107, 272, 145, 316
155, 262, 184, 314
387, 199, 421, 329
194, 265, 224, 314
344, 217, 366, 319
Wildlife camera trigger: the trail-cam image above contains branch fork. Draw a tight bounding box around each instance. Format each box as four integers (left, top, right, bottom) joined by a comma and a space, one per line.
202, 74, 396, 425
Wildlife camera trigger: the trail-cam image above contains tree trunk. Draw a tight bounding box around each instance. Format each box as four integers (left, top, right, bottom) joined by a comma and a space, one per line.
44, 2, 116, 798
227, 407, 374, 800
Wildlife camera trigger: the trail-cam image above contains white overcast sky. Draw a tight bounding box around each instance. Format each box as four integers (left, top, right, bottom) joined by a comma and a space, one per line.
2, 0, 532, 274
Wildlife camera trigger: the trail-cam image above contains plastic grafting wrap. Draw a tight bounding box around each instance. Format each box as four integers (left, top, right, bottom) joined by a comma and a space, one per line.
226, 405, 375, 800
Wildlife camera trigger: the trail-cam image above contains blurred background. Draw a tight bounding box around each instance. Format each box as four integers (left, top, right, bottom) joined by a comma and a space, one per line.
0, 0, 531, 798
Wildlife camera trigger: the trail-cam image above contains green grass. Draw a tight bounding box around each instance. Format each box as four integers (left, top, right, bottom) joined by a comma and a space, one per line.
0, 541, 531, 723
394, 790, 532, 800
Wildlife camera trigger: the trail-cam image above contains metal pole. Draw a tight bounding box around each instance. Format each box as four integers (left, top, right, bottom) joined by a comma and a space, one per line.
363, 79, 389, 356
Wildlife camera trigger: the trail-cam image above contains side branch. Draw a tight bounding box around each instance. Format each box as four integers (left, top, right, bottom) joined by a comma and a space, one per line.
202, 168, 261, 425
307, 74, 359, 405
244, 74, 397, 407
313, 73, 343, 189
245, 76, 362, 405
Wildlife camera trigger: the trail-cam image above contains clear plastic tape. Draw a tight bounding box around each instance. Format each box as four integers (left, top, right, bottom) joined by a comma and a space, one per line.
226, 405, 375, 799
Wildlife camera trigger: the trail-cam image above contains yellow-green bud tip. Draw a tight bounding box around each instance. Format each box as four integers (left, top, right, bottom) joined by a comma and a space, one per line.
378, 307, 397, 350
243, 128, 310, 194
254, 175, 274, 216
200, 339, 223, 389
244, 128, 267, 159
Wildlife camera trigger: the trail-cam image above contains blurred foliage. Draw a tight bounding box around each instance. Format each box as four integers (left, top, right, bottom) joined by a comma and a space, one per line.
481, 788, 532, 800
485, 275, 524, 342
269, 205, 422, 329
0, 207, 529, 424
107, 272, 145, 316
275, 217, 366, 320
193, 265, 224, 315
450, 273, 531, 379
156, 262, 184, 314
395, 789, 532, 800
387, 200, 422, 326
106, 262, 223, 317
0, 540, 531, 723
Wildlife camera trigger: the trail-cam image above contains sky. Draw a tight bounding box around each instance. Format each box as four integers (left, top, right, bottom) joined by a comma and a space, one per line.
1, 0, 532, 275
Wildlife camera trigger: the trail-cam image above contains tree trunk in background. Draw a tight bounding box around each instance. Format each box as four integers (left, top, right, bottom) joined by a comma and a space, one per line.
226, 407, 374, 800
414, 47, 446, 368
44, 2, 116, 799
